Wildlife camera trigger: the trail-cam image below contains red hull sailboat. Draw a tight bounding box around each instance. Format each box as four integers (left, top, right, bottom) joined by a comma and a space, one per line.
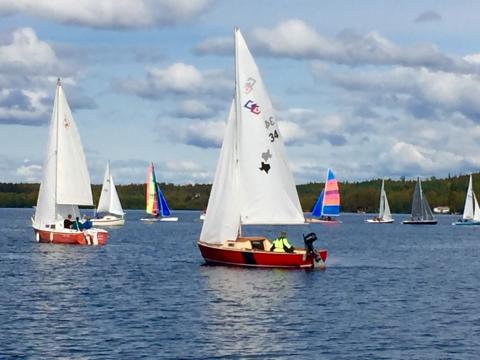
197, 29, 327, 269
32, 79, 108, 246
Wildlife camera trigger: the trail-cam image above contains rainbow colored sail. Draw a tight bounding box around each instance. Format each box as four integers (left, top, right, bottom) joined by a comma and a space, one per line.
311, 169, 340, 217
146, 163, 171, 217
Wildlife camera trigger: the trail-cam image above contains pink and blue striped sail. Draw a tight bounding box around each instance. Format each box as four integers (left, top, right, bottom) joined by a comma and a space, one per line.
311, 169, 340, 217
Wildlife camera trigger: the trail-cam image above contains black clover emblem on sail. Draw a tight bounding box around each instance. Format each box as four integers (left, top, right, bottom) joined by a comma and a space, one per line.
259, 149, 272, 174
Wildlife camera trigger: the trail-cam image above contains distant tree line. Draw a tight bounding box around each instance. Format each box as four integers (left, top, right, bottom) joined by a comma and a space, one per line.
0, 173, 475, 213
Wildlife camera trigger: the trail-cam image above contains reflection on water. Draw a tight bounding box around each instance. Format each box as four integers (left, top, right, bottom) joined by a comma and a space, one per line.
1, 209, 480, 358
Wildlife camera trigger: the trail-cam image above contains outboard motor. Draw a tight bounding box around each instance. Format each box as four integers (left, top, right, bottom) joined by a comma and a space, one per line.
303, 232, 321, 263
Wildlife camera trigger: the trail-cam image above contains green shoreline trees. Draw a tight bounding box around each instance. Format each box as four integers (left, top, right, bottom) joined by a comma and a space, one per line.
0, 174, 474, 213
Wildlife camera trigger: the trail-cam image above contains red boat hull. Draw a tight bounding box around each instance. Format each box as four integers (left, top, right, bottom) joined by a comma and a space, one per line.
198, 242, 327, 269
33, 227, 108, 246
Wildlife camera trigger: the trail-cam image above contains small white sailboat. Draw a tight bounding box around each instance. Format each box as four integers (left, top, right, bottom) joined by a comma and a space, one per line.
452, 175, 480, 226
366, 179, 394, 223
32, 79, 108, 245
140, 163, 178, 222
197, 28, 327, 268
402, 177, 437, 225
91, 162, 125, 226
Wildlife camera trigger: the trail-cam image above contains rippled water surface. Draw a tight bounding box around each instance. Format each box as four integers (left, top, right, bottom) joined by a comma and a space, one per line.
1, 208, 480, 359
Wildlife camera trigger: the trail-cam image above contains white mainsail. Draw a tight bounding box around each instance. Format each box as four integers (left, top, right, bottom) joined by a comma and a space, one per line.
200, 29, 304, 244
463, 175, 475, 220
34, 79, 93, 228
97, 162, 124, 216
379, 179, 393, 221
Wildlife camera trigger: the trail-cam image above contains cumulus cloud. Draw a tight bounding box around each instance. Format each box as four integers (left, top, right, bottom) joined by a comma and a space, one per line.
414, 10, 442, 23
242, 19, 473, 73
0, 28, 94, 126
0, 0, 214, 29
0, 27, 62, 74
318, 65, 480, 120
16, 163, 42, 182
116, 62, 232, 99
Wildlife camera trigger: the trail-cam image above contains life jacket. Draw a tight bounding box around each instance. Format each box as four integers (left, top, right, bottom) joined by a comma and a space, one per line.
272, 237, 291, 252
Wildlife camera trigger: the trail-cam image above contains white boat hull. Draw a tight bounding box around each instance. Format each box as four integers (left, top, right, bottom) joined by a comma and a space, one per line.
366, 218, 394, 224
305, 218, 342, 224
452, 220, 480, 226
91, 215, 125, 226
140, 217, 178, 222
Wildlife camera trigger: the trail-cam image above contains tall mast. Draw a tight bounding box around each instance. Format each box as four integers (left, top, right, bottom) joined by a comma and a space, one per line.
234, 28, 242, 237
54, 78, 61, 218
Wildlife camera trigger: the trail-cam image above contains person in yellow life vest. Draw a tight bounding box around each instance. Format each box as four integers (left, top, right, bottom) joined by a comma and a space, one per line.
270, 231, 295, 253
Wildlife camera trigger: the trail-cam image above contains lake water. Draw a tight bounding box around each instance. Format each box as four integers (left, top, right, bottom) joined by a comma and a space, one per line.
1, 208, 480, 359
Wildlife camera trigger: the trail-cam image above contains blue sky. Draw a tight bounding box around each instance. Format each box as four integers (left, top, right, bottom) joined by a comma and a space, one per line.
1, 0, 480, 184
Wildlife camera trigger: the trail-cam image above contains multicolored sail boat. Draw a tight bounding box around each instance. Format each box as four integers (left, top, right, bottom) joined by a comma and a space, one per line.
197, 28, 327, 269
306, 169, 341, 223
366, 179, 394, 223
141, 163, 178, 222
452, 175, 480, 225
32, 79, 108, 245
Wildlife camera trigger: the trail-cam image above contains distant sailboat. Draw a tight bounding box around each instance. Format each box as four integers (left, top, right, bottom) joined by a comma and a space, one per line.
402, 177, 437, 225
366, 179, 394, 223
140, 163, 178, 222
91, 162, 125, 226
197, 28, 327, 269
452, 175, 480, 226
32, 79, 108, 245
306, 168, 341, 223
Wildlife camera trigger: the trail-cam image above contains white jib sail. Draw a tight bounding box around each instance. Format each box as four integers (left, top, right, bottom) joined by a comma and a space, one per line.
108, 174, 124, 216
234, 28, 304, 225
200, 101, 241, 244
34, 80, 90, 227
473, 193, 480, 222
463, 175, 474, 220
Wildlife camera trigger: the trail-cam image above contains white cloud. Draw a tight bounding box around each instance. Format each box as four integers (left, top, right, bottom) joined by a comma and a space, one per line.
16, 163, 42, 182
0, 28, 93, 126
246, 19, 473, 73
321, 66, 480, 119
0, 0, 214, 29
0, 28, 61, 74
117, 62, 231, 99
